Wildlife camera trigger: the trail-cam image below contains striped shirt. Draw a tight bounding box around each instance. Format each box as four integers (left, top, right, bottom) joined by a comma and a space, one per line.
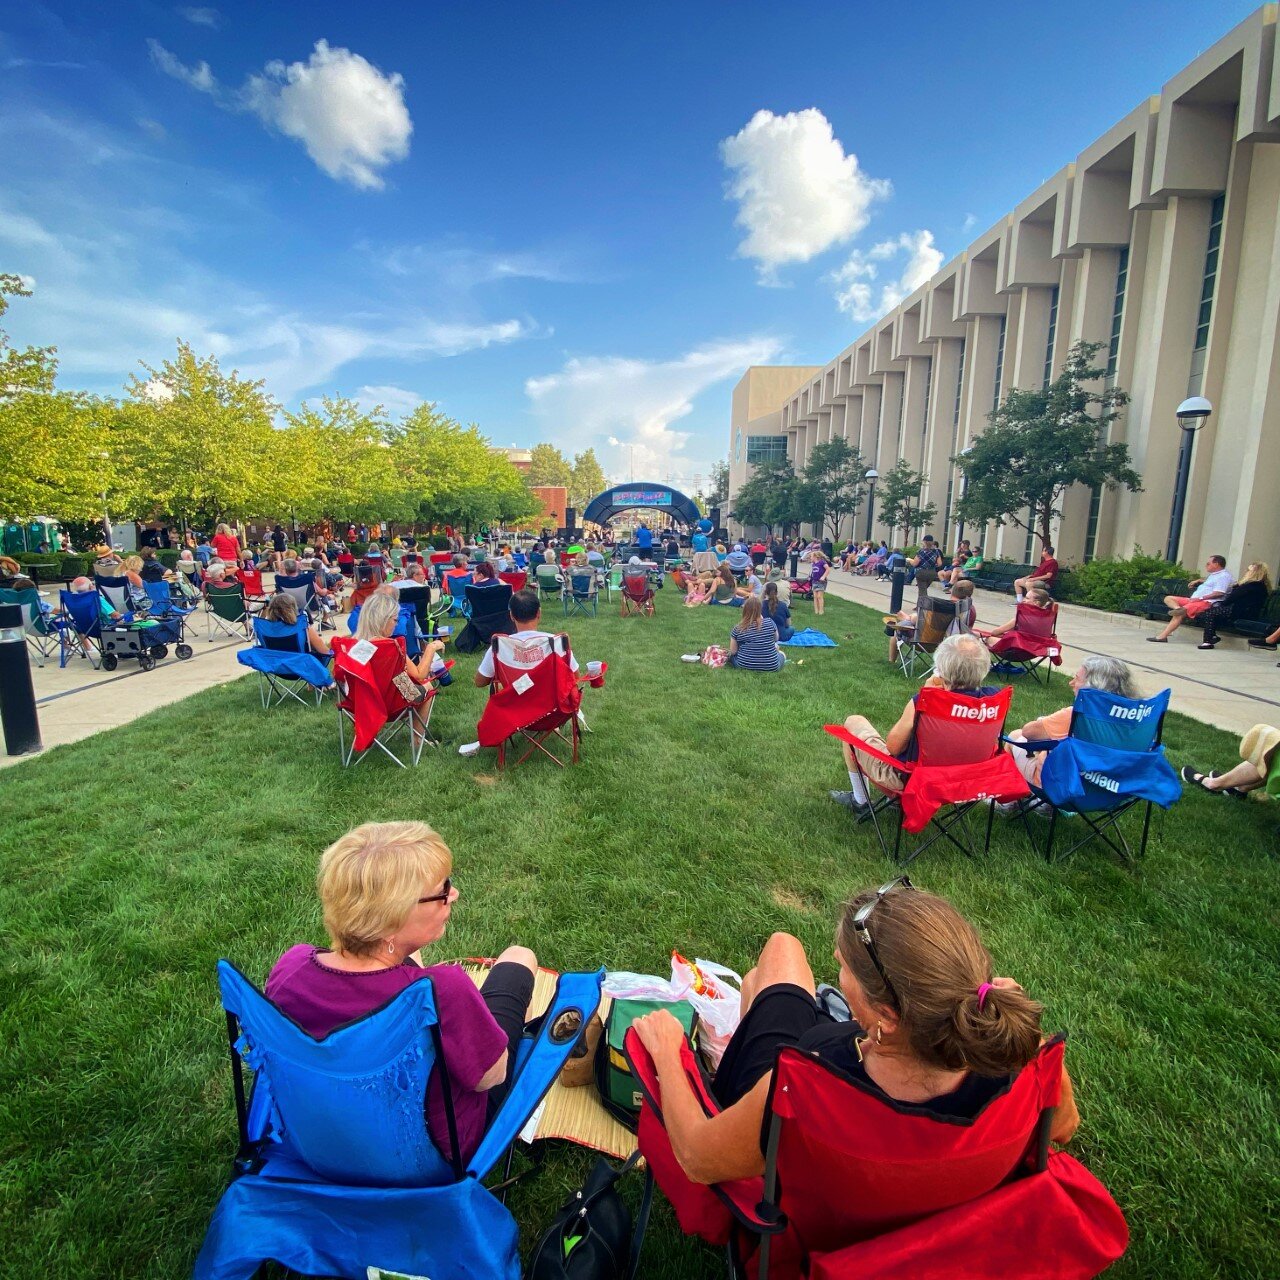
730, 617, 785, 671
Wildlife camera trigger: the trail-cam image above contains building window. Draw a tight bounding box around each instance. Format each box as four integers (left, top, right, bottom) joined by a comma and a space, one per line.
734, 430, 742, 463
895, 375, 905, 455
1042, 285, 1059, 388
920, 360, 933, 469
1024, 508, 1037, 563
992, 315, 1006, 412
745, 435, 788, 466
1188, 193, 1225, 394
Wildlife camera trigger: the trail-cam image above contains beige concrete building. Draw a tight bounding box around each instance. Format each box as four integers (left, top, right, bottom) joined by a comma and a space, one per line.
728, 6, 1280, 571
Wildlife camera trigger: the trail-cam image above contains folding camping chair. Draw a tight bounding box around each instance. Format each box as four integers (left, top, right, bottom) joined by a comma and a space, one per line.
826, 686, 1029, 865
395, 582, 449, 639
0, 586, 59, 667
620, 572, 655, 617
534, 562, 562, 604
53, 588, 103, 669
454, 583, 514, 654
142, 580, 195, 661
445, 572, 474, 618
193, 961, 604, 1280
331, 635, 451, 767
476, 632, 584, 770
94, 573, 133, 617
236, 617, 334, 709
981, 601, 1063, 684
497, 570, 528, 594
894, 596, 964, 680
563, 569, 598, 617
205, 582, 250, 642
1014, 687, 1179, 864
623, 1031, 1127, 1280
235, 566, 269, 611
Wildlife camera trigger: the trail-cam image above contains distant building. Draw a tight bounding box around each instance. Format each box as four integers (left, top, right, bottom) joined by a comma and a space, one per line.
493, 446, 532, 474
729, 6, 1280, 572
529, 485, 567, 527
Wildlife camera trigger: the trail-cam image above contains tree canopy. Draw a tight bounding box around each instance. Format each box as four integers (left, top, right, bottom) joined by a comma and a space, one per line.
569, 448, 607, 509
875, 458, 937, 545
527, 442, 573, 489
801, 437, 868, 541
954, 340, 1139, 548
730, 458, 800, 533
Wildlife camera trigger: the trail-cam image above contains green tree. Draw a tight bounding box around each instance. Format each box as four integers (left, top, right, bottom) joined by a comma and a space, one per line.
731, 458, 800, 533
706, 459, 729, 507
801, 437, 868, 541
123, 342, 279, 528
569, 447, 607, 509
527, 442, 573, 489
954, 340, 1138, 549
876, 458, 937, 544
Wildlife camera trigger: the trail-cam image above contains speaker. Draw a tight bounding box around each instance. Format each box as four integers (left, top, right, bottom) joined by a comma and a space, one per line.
709, 506, 721, 529
564, 506, 576, 530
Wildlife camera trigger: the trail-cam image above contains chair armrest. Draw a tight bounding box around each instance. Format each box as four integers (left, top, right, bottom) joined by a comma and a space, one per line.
823, 725, 915, 774
1000, 735, 1060, 755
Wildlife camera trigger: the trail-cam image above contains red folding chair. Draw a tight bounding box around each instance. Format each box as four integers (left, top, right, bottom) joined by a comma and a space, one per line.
236, 567, 268, 611
624, 1032, 1127, 1280
331, 635, 451, 767
980, 602, 1063, 684
476, 633, 583, 769
497, 570, 528, 593
825, 686, 1029, 864
620, 573, 655, 617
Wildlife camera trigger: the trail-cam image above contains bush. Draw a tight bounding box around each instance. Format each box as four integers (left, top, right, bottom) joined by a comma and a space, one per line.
157, 549, 179, 569
1055, 549, 1190, 612
430, 534, 451, 551
11, 552, 90, 583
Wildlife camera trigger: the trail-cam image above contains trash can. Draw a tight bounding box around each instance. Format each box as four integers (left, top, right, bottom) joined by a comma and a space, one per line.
889, 568, 906, 615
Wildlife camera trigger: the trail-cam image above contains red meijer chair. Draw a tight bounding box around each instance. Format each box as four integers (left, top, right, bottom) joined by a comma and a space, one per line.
624, 1031, 1127, 1280
825, 686, 1029, 865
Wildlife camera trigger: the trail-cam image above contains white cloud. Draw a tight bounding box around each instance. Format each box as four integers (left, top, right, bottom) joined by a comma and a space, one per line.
147, 39, 216, 93
146, 38, 411, 190
720, 108, 890, 283
241, 40, 411, 190
4, 58, 87, 71
355, 384, 422, 417
137, 117, 167, 141
178, 7, 221, 28
961, 213, 978, 234
526, 336, 783, 482
371, 241, 588, 288
830, 229, 943, 325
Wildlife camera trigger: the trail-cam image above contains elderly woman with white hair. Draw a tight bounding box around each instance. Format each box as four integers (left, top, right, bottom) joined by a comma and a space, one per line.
265, 820, 538, 1163
830, 633, 1000, 816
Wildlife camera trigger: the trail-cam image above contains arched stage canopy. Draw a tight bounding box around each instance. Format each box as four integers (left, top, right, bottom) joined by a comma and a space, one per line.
580, 483, 701, 528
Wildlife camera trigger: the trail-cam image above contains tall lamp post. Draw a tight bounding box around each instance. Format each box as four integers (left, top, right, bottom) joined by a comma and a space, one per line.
1165, 396, 1212, 563
863, 469, 879, 541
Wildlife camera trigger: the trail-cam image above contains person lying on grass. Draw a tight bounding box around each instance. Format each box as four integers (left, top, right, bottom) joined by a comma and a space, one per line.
831, 634, 999, 816
632, 879, 1077, 1185
1181, 724, 1279, 800
265, 820, 537, 1165
728, 595, 785, 672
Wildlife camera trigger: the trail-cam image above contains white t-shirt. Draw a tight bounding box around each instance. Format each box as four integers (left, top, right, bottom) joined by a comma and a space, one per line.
1192, 569, 1235, 599
476, 630, 580, 680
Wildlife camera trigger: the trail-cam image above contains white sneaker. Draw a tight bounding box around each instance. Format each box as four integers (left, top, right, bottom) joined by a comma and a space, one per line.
458, 741, 480, 757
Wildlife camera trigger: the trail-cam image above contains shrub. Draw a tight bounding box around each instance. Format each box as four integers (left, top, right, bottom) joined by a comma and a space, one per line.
157, 549, 179, 569
430, 534, 451, 551
1056, 549, 1190, 612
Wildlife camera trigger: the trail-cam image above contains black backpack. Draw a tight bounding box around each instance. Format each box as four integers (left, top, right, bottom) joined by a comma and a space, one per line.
525, 1152, 651, 1280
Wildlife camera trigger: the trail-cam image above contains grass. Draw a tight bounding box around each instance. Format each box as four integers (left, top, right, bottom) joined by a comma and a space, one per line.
1, 589, 1277, 1279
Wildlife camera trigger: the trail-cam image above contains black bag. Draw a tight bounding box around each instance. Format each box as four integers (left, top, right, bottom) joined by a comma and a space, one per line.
525, 1152, 652, 1280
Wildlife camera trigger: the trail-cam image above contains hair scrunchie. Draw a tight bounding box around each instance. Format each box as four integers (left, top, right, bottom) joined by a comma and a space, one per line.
976, 982, 994, 1010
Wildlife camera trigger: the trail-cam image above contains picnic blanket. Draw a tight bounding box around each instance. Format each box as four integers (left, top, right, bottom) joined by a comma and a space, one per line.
779, 627, 837, 647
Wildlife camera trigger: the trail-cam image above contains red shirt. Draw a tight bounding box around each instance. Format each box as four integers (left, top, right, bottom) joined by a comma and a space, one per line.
1036, 556, 1059, 584
211, 532, 240, 563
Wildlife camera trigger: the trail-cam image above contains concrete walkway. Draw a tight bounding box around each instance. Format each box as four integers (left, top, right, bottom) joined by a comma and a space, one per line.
823, 569, 1280, 738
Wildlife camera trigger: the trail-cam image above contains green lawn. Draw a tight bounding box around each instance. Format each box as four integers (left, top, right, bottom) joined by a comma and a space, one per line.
1, 591, 1277, 1278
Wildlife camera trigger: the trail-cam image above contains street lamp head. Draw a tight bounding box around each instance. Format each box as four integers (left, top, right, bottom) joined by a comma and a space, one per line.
1175, 396, 1212, 431
866, 468, 879, 481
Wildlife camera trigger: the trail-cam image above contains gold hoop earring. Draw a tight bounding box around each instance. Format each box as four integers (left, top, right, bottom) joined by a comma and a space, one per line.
386, 940, 395, 956
875, 1020, 883, 1045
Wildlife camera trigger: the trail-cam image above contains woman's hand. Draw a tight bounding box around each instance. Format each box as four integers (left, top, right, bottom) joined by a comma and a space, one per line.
991, 975, 1024, 994
633, 1009, 688, 1064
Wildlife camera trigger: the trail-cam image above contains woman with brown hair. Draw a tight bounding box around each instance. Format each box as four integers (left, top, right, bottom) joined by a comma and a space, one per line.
728, 594, 785, 671
633, 880, 1076, 1185
708, 563, 741, 607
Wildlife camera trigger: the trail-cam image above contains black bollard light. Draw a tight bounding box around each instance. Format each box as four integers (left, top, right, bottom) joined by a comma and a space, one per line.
789, 550, 799, 578
0, 602, 42, 756
889, 568, 906, 615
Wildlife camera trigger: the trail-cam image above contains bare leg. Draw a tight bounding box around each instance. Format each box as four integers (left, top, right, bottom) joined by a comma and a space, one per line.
1203, 761, 1266, 792
738, 933, 816, 1019
1155, 601, 1188, 641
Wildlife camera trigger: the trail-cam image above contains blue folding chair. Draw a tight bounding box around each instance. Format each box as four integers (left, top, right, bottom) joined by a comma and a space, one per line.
447, 572, 473, 618
563, 570, 598, 618
143, 580, 196, 660
236, 617, 334, 709
54, 588, 103, 669
193, 962, 603, 1280
346, 603, 425, 659
0, 586, 58, 667
1015, 687, 1180, 863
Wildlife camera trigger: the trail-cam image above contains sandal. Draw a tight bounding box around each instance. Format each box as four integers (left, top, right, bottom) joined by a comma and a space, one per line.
1146, 636, 1168, 643
1180, 766, 1248, 798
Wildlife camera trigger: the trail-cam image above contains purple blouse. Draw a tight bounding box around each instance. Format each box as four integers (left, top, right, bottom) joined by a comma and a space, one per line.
266, 945, 507, 1164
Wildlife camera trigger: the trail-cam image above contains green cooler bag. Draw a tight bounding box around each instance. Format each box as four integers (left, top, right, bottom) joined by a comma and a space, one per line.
595, 996, 697, 1128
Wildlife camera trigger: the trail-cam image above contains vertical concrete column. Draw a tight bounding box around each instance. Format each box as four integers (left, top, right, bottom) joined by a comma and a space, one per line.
959, 316, 1002, 555
900, 356, 931, 473
875, 372, 903, 476
923, 339, 963, 543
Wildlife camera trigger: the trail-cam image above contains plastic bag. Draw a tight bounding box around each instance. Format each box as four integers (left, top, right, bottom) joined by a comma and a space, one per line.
672, 954, 742, 1068
602, 971, 686, 1002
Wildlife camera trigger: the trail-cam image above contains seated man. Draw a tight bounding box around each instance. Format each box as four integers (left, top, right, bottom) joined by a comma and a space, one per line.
1196, 563, 1271, 650
830, 634, 998, 816
886, 578, 975, 663
1148, 555, 1235, 643
877, 547, 907, 580
391, 563, 429, 591
725, 543, 753, 575
1014, 544, 1059, 599
472, 589, 579, 689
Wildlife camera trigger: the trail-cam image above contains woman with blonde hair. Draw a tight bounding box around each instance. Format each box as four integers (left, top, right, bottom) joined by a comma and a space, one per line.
211, 522, 240, 565
633, 879, 1077, 1186
355, 587, 446, 685
728, 594, 785, 671
265, 820, 538, 1162
118, 554, 151, 611
1197, 562, 1272, 650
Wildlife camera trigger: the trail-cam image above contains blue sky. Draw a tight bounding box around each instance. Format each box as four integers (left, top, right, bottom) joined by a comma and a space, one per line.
0, 0, 1258, 492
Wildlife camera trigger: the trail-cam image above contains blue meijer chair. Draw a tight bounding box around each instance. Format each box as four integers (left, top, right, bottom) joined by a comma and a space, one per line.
236, 617, 334, 709
195, 962, 604, 1280
1018, 687, 1180, 863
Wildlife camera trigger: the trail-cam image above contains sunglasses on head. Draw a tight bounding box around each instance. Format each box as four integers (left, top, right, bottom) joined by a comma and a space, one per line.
418, 877, 453, 905
852, 875, 915, 1009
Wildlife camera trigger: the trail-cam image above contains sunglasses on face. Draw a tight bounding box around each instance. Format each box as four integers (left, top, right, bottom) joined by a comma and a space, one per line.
852, 875, 915, 1009
418, 877, 453, 905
